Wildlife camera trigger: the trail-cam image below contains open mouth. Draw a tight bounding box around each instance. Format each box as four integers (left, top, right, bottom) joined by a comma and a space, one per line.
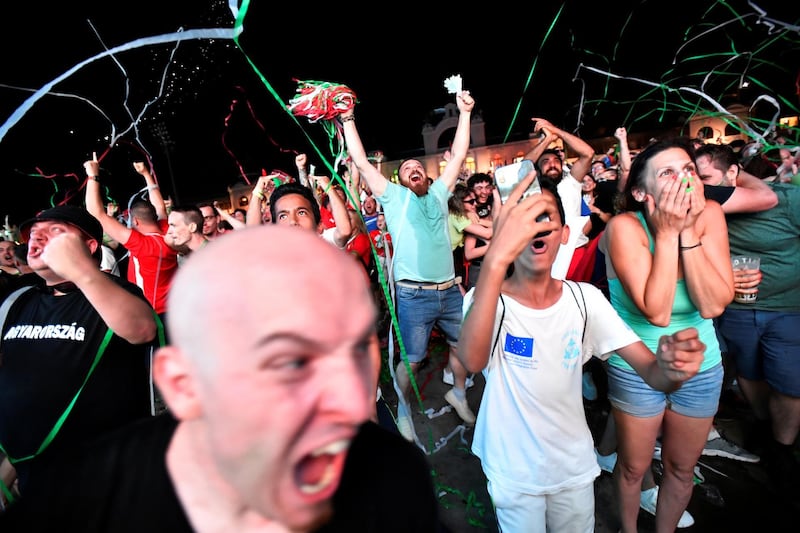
296, 439, 350, 497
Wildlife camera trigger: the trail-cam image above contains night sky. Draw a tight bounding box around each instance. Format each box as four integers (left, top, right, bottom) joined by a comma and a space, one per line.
1, 0, 797, 224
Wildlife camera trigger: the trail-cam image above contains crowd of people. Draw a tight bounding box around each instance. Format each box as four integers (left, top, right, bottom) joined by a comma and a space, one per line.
0, 84, 798, 532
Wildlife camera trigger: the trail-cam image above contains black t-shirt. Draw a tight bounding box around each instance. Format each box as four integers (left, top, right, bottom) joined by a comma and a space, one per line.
588, 180, 619, 240
0, 275, 153, 493
475, 202, 492, 220
704, 184, 735, 205
1, 416, 445, 533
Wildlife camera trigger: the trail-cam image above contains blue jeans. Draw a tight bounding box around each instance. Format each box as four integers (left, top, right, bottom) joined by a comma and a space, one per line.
395, 284, 462, 364
606, 362, 722, 418
716, 308, 800, 396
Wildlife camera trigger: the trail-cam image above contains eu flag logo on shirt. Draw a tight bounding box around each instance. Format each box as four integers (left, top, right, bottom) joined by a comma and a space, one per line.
504, 333, 533, 357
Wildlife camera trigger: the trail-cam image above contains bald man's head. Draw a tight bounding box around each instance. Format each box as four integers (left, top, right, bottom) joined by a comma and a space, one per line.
165, 225, 376, 370
155, 224, 381, 530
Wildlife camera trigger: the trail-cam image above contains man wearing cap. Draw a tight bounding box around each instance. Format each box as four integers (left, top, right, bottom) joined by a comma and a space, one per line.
0, 205, 157, 504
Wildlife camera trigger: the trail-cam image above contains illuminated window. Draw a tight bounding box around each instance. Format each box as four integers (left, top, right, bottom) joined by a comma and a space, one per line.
697, 126, 714, 140
465, 156, 476, 174
779, 116, 798, 128
492, 154, 503, 170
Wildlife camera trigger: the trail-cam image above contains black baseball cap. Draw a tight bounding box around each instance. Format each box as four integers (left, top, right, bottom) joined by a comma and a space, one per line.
20, 205, 104, 246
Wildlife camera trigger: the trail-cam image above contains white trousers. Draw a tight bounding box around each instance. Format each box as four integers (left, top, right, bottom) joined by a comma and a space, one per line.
488, 478, 595, 533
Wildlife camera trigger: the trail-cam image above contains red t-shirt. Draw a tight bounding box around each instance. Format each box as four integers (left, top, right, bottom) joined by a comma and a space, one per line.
369, 229, 392, 258
319, 206, 336, 229
123, 220, 179, 314
346, 232, 372, 271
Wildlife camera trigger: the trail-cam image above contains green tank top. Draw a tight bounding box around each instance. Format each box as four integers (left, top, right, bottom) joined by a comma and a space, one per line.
607, 212, 721, 372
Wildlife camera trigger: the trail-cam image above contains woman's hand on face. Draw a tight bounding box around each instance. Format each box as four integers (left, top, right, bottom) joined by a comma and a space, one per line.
649, 172, 689, 235
683, 171, 705, 230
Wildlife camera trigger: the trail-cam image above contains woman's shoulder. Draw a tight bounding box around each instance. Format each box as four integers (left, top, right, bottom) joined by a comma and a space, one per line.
605, 211, 641, 232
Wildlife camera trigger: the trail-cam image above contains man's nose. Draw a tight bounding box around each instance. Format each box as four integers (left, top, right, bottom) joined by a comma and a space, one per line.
320, 364, 372, 422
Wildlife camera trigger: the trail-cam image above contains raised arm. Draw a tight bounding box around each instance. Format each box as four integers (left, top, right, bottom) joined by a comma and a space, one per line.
344, 159, 362, 212
316, 175, 352, 248
524, 127, 558, 165
295, 153, 310, 188
133, 161, 167, 220
214, 201, 245, 230
529, 118, 594, 183
614, 127, 632, 192
84, 157, 133, 246
339, 108, 388, 197
437, 91, 475, 191
246, 175, 270, 226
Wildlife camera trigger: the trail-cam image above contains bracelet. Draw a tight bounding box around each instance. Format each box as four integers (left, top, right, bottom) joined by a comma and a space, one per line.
253, 190, 265, 200
679, 242, 702, 251
147, 184, 159, 190
88, 176, 99, 182
339, 115, 355, 123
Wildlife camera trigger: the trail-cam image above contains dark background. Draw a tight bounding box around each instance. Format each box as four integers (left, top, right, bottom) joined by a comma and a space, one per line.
1, 0, 797, 224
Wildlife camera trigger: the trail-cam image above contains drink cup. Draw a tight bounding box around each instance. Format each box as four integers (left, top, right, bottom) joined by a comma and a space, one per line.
731, 255, 761, 304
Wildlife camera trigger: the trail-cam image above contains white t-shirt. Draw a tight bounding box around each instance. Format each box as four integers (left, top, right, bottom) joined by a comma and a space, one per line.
464, 282, 639, 495
321, 227, 345, 249
552, 175, 589, 280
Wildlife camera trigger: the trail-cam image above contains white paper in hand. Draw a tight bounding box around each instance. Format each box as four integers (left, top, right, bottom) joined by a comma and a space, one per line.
443, 75, 462, 94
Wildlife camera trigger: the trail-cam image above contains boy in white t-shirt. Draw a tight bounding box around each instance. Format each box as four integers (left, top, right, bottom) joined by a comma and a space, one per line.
457, 170, 707, 533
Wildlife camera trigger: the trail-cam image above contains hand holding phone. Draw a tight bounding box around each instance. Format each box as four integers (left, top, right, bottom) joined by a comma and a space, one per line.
494, 160, 550, 223
495, 160, 541, 204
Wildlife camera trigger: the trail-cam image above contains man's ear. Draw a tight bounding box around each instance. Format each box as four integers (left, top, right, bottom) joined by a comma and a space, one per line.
87, 239, 100, 256
153, 346, 202, 420
188, 222, 197, 233
560, 223, 571, 245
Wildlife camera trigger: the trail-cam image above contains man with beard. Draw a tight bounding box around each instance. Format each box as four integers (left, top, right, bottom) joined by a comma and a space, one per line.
339, 89, 478, 441
524, 117, 594, 280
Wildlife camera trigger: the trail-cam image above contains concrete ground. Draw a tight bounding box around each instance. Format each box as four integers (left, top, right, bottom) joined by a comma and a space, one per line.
379, 334, 800, 532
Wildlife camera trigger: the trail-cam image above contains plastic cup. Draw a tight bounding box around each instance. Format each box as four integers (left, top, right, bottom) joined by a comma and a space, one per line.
731, 255, 761, 304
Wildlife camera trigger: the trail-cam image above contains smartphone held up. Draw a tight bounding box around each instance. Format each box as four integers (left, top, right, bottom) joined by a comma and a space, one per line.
494, 160, 549, 222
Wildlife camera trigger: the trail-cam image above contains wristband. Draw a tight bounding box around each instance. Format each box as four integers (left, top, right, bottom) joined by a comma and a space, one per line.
147, 184, 159, 190
339, 115, 355, 123
679, 242, 702, 251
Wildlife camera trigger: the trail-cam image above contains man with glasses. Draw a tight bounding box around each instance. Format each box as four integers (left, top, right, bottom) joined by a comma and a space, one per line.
197, 203, 224, 241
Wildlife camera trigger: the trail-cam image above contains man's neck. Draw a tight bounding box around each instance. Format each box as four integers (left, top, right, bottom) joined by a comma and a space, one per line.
167, 423, 285, 533
191, 236, 210, 251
